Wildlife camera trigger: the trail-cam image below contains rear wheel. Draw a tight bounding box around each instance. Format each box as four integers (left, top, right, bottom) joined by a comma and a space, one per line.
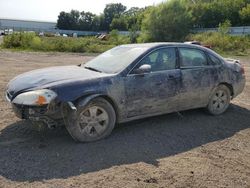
65, 97, 116, 142
207, 85, 231, 115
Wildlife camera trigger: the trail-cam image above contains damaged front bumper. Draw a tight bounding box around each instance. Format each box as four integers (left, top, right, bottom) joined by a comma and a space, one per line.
6, 89, 81, 129
10, 102, 63, 128
8, 100, 78, 129
6, 89, 67, 128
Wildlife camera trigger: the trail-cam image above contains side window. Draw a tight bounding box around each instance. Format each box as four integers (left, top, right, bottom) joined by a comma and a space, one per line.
179, 48, 207, 67
208, 53, 222, 65
133, 47, 176, 73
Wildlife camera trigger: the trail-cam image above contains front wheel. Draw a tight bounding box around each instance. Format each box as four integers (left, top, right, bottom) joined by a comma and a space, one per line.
65, 97, 116, 142
207, 85, 231, 115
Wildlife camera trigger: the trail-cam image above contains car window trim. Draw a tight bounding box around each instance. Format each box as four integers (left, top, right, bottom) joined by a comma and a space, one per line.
206, 52, 223, 66
127, 46, 178, 76
178, 47, 209, 69
180, 65, 215, 70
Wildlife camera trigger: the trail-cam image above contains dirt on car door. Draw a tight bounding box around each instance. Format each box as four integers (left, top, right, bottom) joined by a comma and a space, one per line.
124, 70, 181, 118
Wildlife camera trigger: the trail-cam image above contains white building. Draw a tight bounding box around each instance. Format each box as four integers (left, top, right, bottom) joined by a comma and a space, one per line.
0, 18, 56, 32
0, 18, 103, 36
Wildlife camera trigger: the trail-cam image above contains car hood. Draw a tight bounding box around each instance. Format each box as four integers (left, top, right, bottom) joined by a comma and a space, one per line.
7, 65, 108, 99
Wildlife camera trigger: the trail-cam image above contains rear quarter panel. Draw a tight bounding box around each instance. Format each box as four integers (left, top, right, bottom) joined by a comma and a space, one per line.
223, 61, 246, 98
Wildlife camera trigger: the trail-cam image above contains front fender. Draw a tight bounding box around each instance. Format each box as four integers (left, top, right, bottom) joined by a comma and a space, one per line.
61, 94, 104, 120
51, 77, 113, 102
77, 94, 104, 108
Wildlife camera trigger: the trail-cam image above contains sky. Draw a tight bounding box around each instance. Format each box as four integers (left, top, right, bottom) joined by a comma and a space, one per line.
0, 0, 165, 22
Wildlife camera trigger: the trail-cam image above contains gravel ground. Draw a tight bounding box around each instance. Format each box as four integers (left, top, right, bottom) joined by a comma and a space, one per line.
0, 51, 249, 188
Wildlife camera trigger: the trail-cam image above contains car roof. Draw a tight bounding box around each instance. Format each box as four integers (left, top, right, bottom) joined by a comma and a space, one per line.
120, 42, 223, 61
120, 42, 207, 50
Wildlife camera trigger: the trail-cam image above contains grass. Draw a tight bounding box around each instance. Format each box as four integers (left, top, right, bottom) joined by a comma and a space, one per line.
188, 32, 250, 56
1, 32, 130, 53
2, 31, 250, 56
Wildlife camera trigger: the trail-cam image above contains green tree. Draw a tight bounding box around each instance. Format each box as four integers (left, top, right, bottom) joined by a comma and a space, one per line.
129, 25, 139, 43
97, 14, 107, 31
110, 17, 128, 31
218, 20, 232, 34
136, 6, 154, 30
57, 11, 71, 29
189, 0, 247, 28
69, 10, 80, 30
56, 0, 250, 32
79, 11, 96, 31
140, 0, 192, 42
240, 4, 250, 25
57, 10, 80, 30
91, 15, 102, 31
124, 7, 144, 29
104, 3, 127, 30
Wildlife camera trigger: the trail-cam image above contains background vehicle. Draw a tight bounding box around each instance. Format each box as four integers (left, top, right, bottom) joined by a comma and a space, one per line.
4, 29, 13, 35
6, 43, 245, 142
38, 32, 44, 37
54, 32, 61, 37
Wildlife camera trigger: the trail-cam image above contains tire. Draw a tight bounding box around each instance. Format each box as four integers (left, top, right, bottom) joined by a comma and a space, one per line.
65, 97, 116, 142
207, 85, 231, 115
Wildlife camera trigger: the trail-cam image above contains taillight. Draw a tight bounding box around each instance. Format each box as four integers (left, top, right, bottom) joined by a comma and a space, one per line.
235, 61, 245, 75
241, 66, 245, 75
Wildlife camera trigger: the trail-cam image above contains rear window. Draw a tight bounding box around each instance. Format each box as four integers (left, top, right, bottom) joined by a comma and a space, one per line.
208, 53, 222, 65
179, 48, 207, 67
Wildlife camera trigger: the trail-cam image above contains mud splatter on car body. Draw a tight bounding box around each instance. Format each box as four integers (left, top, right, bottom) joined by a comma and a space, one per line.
6, 43, 246, 127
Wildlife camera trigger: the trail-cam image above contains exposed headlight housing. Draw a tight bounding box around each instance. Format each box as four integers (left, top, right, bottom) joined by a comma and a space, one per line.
12, 89, 57, 106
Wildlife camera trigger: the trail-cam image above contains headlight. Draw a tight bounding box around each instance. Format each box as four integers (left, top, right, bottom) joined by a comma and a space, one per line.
12, 89, 57, 106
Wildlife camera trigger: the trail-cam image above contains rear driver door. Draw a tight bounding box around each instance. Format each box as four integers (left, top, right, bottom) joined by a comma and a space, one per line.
178, 47, 217, 110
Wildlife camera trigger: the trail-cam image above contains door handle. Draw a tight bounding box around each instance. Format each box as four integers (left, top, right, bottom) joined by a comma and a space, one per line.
168, 75, 175, 79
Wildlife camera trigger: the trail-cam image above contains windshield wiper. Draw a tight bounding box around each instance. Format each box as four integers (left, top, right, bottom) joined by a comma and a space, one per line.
84, 66, 102, 73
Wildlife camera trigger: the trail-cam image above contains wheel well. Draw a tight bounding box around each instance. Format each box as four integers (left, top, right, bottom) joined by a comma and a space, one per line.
100, 95, 119, 116
219, 82, 234, 96
74, 94, 119, 121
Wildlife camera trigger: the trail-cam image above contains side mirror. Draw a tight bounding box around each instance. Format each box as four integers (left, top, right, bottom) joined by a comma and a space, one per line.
133, 64, 151, 74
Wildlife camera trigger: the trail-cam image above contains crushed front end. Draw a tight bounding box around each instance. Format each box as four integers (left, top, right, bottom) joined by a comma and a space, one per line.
6, 89, 65, 129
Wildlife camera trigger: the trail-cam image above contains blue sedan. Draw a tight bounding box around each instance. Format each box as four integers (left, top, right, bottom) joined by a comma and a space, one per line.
6, 43, 246, 142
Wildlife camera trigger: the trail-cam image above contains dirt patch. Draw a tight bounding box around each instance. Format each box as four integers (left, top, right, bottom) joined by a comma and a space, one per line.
0, 51, 250, 188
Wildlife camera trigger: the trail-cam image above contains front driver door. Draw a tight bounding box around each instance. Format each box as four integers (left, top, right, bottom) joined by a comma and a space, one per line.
124, 47, 181, 118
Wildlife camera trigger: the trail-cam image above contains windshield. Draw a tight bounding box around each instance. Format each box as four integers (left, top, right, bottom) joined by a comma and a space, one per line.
83, 45, 149, 73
